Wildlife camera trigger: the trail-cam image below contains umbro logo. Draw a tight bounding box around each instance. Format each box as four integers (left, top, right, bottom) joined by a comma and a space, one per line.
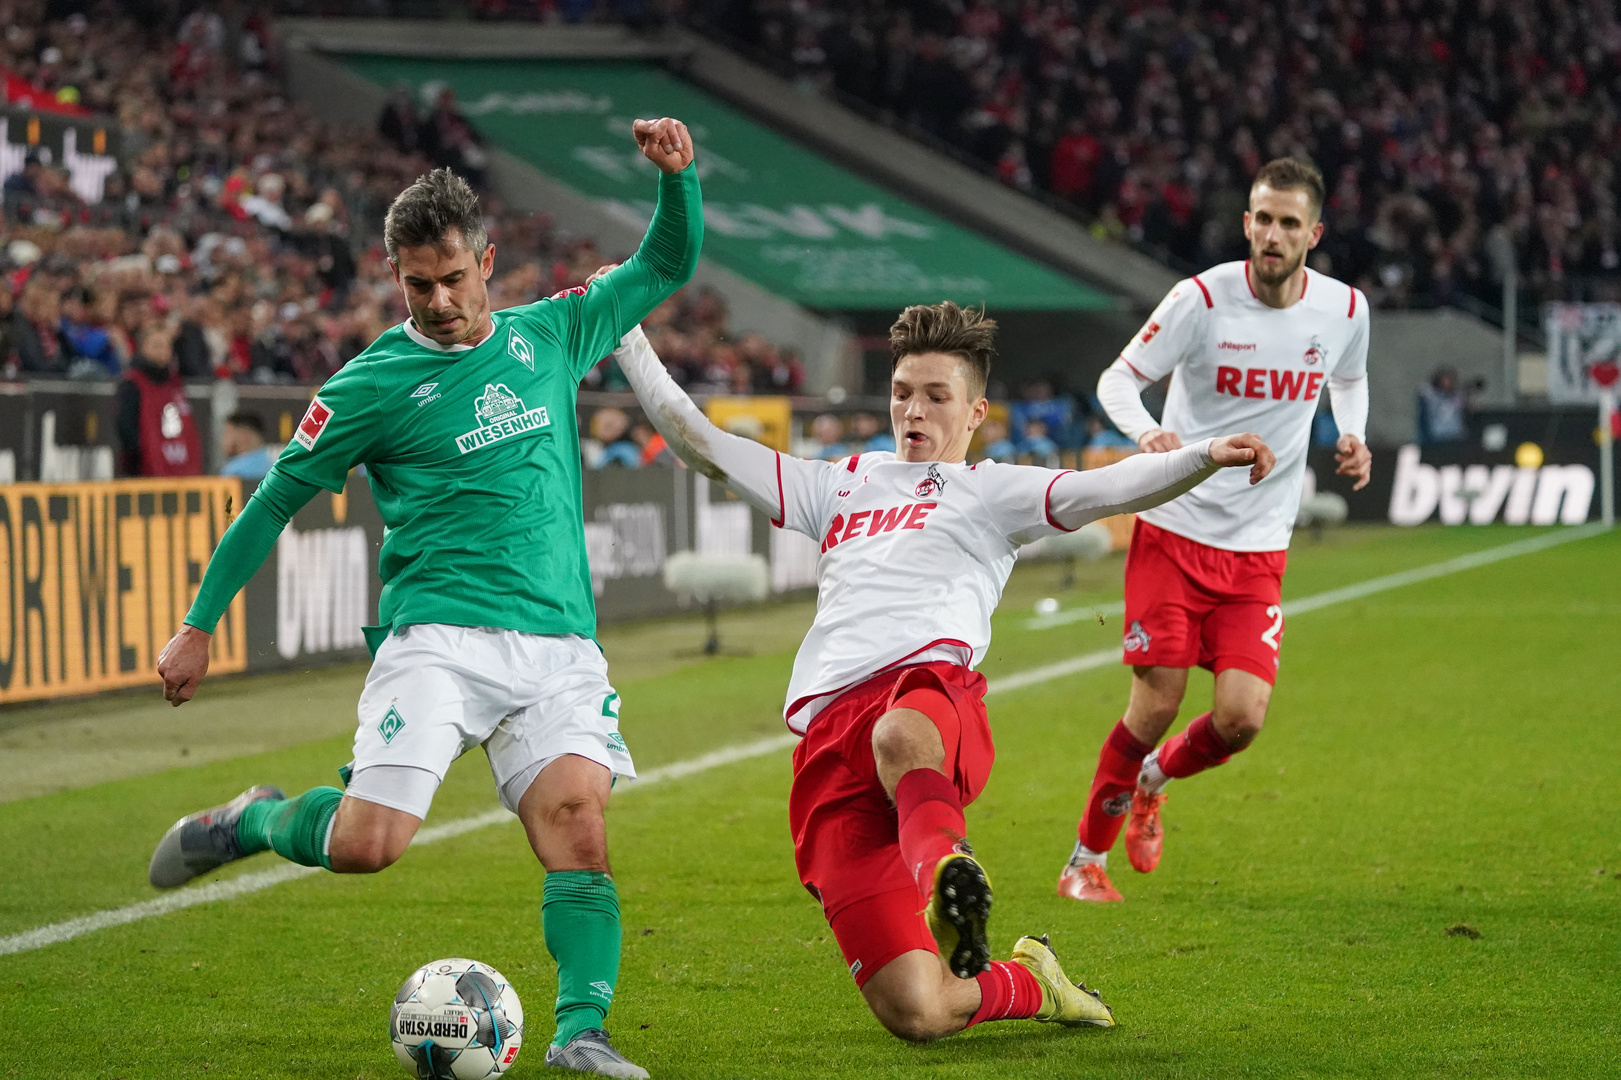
410, 382, 438, 398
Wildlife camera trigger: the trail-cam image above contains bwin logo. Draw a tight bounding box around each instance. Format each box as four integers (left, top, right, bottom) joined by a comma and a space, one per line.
1388, 445, 1594, 526
508, 328, 535, 370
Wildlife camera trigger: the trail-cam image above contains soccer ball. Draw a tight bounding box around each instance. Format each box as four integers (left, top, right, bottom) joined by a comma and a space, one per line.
390, 958, 524, 1079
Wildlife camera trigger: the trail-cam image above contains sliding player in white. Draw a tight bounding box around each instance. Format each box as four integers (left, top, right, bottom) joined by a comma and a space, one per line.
613, 300, 1274, 1043
1060, 158, 1373, 904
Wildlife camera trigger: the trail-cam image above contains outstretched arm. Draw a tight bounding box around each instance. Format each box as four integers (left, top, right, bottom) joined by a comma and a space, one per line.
161, 364, 380, 705
557, 120, 704, 379
160, 469, 322, 704
1045, 433, 1275, 531
614, 326, 822, 527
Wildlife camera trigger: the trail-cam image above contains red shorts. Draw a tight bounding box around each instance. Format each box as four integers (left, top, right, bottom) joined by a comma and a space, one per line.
788, 662, 994, 986
1121, 519, 1289, 684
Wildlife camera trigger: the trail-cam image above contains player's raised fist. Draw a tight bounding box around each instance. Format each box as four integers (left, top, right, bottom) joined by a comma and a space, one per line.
633, 118, 694, 174
157, 624, 213, 706
1208, 433, 1276, 485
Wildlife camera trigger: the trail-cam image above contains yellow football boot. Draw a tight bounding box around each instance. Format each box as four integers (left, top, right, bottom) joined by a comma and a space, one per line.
924, 849, 993, 979
1010, 934, 1115, 1027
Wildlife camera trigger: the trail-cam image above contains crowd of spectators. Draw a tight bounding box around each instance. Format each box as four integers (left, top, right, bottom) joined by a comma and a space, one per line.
701, 0, 1621, 311
0, 0, 423, 384
773, 375, 1144, 472
0, 0, 802, 408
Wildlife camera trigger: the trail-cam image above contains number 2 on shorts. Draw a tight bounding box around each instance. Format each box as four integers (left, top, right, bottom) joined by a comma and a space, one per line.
1260, 604, 1284, 650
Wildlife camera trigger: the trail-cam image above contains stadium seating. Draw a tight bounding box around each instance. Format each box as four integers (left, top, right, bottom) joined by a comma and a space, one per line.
693, 0, 1621, 312
0, 0, 802, 401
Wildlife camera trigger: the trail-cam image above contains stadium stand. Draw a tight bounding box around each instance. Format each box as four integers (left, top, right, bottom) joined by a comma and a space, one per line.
252, 1, 1621, 325
691, 0, 1621, 315
0, 0, 801, 400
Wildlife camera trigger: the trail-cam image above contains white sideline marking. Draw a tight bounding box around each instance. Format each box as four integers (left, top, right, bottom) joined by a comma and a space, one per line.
991, 524, 1606, 696
1274, 524, 1605, 616
986, 648, 1122, 697
0, 734, 798, 958
0, 527, 1602, 957
1024, 600, 1124, 631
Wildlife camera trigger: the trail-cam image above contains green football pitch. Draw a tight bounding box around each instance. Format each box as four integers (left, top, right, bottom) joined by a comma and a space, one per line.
2, 524, 1617, 1079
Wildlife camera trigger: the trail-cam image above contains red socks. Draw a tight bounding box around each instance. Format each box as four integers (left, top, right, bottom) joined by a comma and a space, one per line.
966, 961, 1043, 1026
1077, 720, 1154, 853
894, 762, 1041, 1031
895, 768, 966, 906
1157, 712, 1234, 778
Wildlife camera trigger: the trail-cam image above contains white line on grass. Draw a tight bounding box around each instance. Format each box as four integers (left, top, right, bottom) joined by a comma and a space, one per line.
990, 524, 1607, 695
0, 733, 798, 958
1023, 600, 1125, 631
1, 526, 1602, 957
1020, 524, 1606, 631
1274, 524, 1605, 615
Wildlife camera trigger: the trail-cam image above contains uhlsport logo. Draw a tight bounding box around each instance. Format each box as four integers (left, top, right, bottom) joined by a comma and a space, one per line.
1123, 619, 1152, 653
456, 382, 550, 454
508, 327, 535, 370
378, 706, 406, 744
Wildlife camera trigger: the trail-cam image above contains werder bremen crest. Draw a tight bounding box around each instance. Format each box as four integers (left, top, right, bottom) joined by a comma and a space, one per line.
456, 382, 551, 454
378, 706, 406, 744
508, 327, 535, 370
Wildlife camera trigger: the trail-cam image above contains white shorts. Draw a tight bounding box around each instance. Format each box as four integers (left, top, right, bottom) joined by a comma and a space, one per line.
348, 624, 634, 819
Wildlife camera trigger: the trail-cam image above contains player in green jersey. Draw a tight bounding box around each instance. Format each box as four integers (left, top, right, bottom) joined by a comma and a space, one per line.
145, 117, 700, 1080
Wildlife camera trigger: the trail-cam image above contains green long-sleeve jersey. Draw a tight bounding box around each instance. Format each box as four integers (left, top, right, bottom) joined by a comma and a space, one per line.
185, 164, 702, 650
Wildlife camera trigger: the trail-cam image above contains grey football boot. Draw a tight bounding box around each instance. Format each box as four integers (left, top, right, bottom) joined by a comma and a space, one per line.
148, 786, 285, 888
544, 1029, 649, 1079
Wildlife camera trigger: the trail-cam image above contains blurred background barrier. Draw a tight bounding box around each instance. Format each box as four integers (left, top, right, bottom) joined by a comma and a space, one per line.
0, 477, 246, 704
0, 465, 812, 703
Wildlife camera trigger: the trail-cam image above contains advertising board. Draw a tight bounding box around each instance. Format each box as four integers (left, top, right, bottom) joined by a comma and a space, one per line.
0, 469, 804, 703
0, 478, 247, 705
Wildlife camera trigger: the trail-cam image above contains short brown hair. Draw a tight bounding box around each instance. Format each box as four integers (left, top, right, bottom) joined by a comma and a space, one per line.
384, 167, 488, 262
1251, 158, 1325, 219
889, 301, 997, 398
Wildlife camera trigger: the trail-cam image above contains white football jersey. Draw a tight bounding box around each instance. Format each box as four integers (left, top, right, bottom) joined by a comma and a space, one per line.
1118, 261, 1368, 551
773, 453, 1063, 733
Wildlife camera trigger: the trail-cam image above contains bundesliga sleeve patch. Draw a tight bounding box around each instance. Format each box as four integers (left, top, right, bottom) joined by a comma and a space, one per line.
294, 396, 333, 450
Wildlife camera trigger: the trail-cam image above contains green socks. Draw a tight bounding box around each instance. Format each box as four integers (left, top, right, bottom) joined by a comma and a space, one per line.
236, 787, 342, 871
542, 870, 622, 1047
235, 799, 622, 1046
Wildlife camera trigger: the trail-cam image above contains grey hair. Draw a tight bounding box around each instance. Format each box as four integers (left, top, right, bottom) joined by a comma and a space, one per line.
383, 168, 488, 262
